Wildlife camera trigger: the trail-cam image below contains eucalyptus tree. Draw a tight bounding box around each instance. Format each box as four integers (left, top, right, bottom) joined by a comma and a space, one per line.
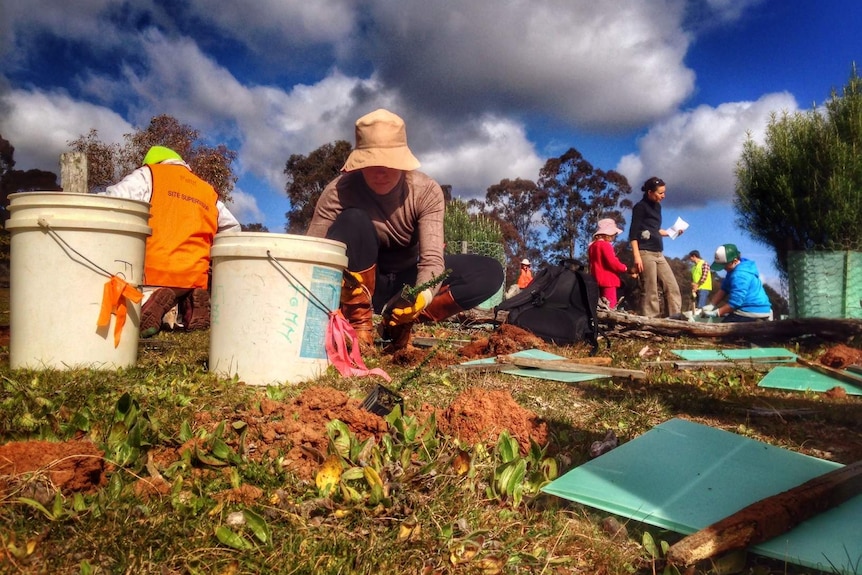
283, 140, 352, 234
470, 177, 545, 280
538, 148, 632, 262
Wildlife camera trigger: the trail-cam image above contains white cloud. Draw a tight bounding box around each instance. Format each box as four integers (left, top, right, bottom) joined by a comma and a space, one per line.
421, 116, 544, 200
224, 188, 264, 225
703, 0, 766, 22
1, 0, 780, 233
189, 0, 356, 47
616, 92, 799, 206
0, 88, 132, 172
358, 0, 695, 130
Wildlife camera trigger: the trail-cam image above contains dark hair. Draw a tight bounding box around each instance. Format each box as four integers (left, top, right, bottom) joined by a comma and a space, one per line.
688, 250, 700, 258
641, 176, 665, 193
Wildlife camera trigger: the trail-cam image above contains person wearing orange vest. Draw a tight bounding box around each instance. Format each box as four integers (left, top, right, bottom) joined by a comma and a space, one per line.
517, 259, 534, 288
104, 146, 241, 337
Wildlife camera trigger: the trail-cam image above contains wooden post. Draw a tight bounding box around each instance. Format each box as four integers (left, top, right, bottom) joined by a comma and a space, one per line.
60, 152, 87, 195
495, 355, 646, 380
796, 356, 862, 388
666, 459, 862, 566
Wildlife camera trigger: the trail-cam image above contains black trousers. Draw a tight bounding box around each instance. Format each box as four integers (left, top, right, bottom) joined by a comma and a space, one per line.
326, 208, 504, 313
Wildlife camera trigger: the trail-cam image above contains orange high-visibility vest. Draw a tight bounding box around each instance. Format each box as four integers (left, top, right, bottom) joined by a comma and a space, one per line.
517, 269, 533, 289
144, 164, 218, 289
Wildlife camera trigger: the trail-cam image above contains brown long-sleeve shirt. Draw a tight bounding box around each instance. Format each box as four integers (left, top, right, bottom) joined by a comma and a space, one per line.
307, 170, 446, 290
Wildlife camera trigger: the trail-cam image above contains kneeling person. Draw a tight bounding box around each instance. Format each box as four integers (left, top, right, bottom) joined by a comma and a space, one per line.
307, 109, 504, 350
701, 243, 772, 322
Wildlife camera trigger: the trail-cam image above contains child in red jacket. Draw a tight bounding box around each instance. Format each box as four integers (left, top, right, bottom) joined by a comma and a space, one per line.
588, 218, 629, 309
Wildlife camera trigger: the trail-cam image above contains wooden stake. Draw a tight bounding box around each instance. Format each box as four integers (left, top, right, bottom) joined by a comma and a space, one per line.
495, 355, 646, 380
666, 459, 862, 566
449, 355, 613, 374
795, 356, 862, 388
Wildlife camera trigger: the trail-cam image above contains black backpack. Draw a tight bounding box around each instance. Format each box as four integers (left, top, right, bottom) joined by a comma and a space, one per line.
494, 258, 605, 354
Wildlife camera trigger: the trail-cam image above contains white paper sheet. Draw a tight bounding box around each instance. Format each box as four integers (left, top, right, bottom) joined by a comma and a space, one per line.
667, 216, 689, 240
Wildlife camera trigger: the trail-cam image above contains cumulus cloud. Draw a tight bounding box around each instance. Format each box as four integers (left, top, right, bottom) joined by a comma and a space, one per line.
1, 0, 781, 232
224, 188, 264, 225
0, 88, 132, 172
189, 0, 356, 47
616, 92, 799, 207
356, 0, 695, 130
420, 116, 544, 200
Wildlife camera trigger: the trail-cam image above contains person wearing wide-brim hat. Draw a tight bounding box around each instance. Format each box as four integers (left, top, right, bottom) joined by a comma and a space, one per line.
307, 109, 504, 350
700, 243, 772, 322
588, 218, 628, 309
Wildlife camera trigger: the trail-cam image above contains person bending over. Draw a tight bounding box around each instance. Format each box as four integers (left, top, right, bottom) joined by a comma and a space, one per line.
307, 109, 503, 350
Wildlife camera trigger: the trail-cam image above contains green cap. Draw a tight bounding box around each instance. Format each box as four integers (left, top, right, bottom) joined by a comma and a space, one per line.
712, 243, 740, 271
143, 146, 182, 166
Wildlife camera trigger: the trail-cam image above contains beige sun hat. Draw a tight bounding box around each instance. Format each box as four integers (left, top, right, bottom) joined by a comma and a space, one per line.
341, 109, 421, 172
594, 218, 623, 237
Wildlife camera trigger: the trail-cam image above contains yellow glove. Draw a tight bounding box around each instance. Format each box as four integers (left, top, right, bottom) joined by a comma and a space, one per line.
386, 289, 432, 326
341, 270, 365, 300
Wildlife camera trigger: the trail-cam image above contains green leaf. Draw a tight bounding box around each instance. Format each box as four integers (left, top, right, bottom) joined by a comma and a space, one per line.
340, 482, 362, 503
179, 420, 193, 442
326, 420, 352, 459
210, 438, 236, 462
642, 531, 659, 559
243, 509, 272, 545
505, 459, 526, 495
496, 431, 518, 463
215, 525, 253, 550
341, 466, 365, 481
15, 497, 56, 520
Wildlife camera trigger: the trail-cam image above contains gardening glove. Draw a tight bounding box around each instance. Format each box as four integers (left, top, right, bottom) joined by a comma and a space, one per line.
702, 307, 719, 318
701, 304, 715, 313
385, 289, 433, 326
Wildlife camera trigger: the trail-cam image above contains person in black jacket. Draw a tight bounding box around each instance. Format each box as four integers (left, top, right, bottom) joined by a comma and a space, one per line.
628, 176, 682, 318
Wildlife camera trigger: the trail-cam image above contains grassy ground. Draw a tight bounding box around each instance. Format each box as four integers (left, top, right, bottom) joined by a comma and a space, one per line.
0, 296, 860, 574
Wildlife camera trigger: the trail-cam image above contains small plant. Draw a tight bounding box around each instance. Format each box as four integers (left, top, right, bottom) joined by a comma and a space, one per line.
399, 268, 452, 303
486, 431, 558, 507
642, 531, 682, 575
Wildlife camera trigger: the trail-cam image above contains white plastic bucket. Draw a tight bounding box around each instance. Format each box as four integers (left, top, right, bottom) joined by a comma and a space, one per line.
5, 192, 152, 370
208, 232, 347, 386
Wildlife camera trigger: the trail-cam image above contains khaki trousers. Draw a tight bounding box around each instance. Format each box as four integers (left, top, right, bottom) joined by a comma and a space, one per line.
639, 250, 681, 318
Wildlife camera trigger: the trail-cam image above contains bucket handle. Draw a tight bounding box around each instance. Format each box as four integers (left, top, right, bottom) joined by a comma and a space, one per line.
37, 217, 132, 281
266, 250, 391, 382
38, 217, 142, 348
266, 250, 333, 315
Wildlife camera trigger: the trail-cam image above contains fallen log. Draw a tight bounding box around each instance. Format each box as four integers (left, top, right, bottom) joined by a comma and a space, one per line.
665, 459, 862, 566
495, 355, 646, 380
599, 309, 862, 341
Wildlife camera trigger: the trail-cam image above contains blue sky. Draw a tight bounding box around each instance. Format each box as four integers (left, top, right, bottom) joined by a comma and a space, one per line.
1, 1, 859, 289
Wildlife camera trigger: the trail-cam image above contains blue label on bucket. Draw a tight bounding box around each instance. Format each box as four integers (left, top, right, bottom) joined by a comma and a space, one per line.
299, 266, 342, 359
